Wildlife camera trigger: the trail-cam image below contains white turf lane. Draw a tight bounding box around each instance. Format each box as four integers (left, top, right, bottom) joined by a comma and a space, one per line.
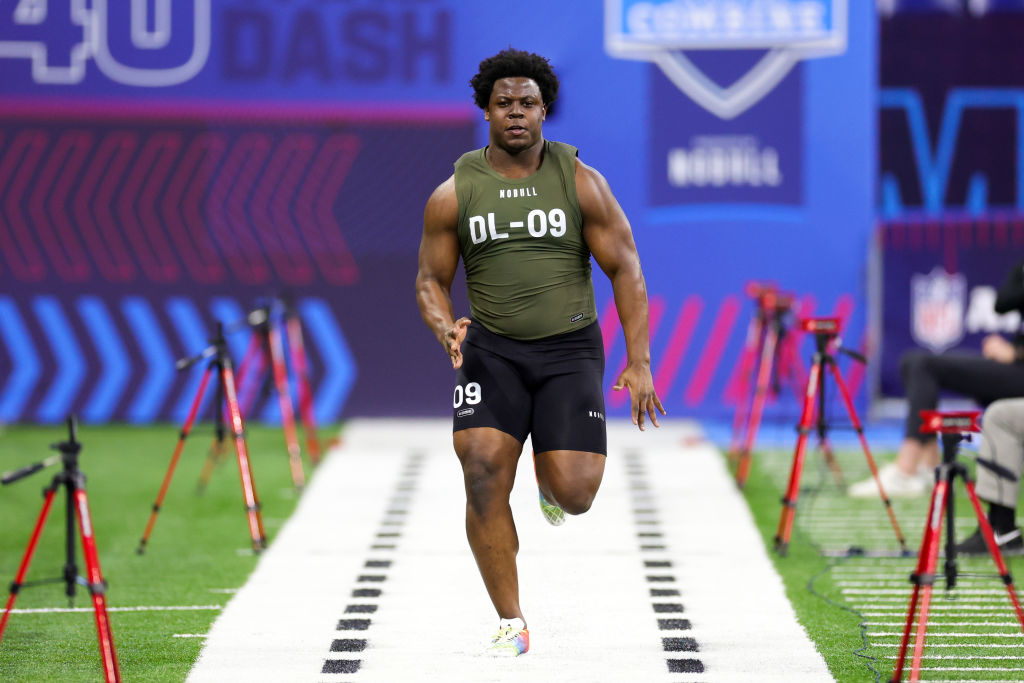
187, 419, 830, 683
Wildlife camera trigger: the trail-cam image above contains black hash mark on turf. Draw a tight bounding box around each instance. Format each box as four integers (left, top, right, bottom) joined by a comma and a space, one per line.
657, 619, 691, 630
667, 658, 704, 673
662, 637, 699, 652
337, 619, 371, 630
345, 604, 378, 613
653, 603, 683, 613
322, 659, 361, 673
624, 451, 705, 675
323, 451, 424, 674
331, 639, 368, 652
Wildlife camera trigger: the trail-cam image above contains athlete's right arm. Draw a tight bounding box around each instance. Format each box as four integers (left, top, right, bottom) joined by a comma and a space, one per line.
416, 175, 471, 369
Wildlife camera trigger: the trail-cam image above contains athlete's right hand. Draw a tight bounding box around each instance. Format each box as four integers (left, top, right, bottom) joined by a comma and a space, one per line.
444, 317, 472, 369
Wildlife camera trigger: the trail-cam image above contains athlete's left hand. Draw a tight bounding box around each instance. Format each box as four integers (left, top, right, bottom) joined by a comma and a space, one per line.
613, 362, 666, 431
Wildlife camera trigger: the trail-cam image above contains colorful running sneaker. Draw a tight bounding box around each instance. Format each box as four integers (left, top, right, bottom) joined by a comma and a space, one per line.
538, 489, 565, 526
488, 618, 529, 657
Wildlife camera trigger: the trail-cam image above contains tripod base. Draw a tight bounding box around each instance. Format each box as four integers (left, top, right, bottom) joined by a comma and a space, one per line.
890, 437, 1024, 682
0, 423, 121, 683
775, 331, 908, 557
139, 327, 268, 555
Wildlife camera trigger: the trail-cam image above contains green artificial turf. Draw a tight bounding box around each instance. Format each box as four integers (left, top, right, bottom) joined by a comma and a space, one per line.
737, 446, 1024, 682
0, 423, 328, 682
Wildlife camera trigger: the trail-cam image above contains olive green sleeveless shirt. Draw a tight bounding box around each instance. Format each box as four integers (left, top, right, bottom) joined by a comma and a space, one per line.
453, 140, 596, 340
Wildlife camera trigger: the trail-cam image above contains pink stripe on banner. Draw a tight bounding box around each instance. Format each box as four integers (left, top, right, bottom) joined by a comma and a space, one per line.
29, 132, 90, 281
250, 133, 316, 285
653, 296, 703, 403
48, 132, 93, 281
977, 218, 990, 248
722, 318, 756, 406
598, 298, 620, 358
1, 131, 48, 282
164, 133, 228, 284
926, 219, 940, 249
610, 296, 665, 407
845, 329, 869, 401
270, 134, 318, 285
138, 133, 184, 282
993, 216, 1008, 248
118, 132, 182, 283
0, 97, 476, 125
298, 134, 361, 285
81, 132, 139, 282
829, 293, 864, 399
684, 295, 741, 407
943, 220, 959, 274
795, 294, 817, 322
831, 293, 855, 329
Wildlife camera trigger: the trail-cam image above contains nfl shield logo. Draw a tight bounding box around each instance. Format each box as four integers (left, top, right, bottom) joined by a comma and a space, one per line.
911, 267, 966, 353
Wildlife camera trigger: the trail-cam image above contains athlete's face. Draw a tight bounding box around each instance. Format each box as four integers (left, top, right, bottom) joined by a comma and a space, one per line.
485, 77, 546, 153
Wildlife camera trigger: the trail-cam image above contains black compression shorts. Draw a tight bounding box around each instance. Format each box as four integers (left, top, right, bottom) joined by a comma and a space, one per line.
452, 321, 607, 455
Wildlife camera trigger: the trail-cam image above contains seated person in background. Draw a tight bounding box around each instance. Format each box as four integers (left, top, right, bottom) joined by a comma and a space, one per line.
954, 397, 1024, 556
850, 258, 1024, 498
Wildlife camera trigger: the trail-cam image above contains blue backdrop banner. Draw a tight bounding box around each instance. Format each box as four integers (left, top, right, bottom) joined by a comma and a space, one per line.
0, 1, 874, 423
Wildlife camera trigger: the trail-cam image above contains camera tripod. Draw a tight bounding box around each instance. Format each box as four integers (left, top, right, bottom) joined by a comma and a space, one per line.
774, 317, 909, 557
0, 416, 120, 682
204, 303, 306, 492
218, 298, 321, 490
137, 322, 267, 555
730, 282, 807, 488
891, 411, 1024, 682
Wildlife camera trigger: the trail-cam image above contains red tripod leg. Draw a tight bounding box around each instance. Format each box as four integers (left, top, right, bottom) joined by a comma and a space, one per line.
269, 324, 305, 490
286, 314, 321, 464
816, 436, 846, 487
909, 479, 948, 681
221, 364, 267, 551
829, 364, 908, 552
729, 314, 763, 460
962, 481, 1024, 628
138, 366, 213, 554
774, 357, 821, 555
73, 487, 121, 683
0, 489, 57, 643
737, 322, 778, 488
235, 333, 265, 418
891, 481, 944, 682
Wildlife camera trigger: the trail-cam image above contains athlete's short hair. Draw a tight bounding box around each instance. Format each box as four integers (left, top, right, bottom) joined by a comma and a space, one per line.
470, 48, 559, 112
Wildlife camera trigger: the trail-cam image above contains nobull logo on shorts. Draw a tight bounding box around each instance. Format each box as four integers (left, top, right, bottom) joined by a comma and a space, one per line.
911, 267, 966, 353
603, 0, 848, 119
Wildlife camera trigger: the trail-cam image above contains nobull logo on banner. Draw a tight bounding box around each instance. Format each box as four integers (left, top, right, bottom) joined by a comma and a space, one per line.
604, 0, 847, 119
911, 267, 966, 353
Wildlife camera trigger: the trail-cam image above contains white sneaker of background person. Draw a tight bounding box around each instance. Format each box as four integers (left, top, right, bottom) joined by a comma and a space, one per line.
848, 462, 930, 498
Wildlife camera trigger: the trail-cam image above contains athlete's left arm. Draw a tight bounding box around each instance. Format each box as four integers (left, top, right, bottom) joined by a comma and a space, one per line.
577, 158, 666, 430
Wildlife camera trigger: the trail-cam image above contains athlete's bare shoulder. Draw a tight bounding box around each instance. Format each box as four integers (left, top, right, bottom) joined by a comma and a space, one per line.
424, 174, 458, 231
573, 157, 616, 216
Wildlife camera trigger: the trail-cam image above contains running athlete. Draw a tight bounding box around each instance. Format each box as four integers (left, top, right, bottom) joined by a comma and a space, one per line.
415, 48, 665, 656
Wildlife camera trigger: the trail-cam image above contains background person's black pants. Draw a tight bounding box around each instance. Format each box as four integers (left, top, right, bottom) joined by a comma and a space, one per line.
901, 350, 1024, 442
